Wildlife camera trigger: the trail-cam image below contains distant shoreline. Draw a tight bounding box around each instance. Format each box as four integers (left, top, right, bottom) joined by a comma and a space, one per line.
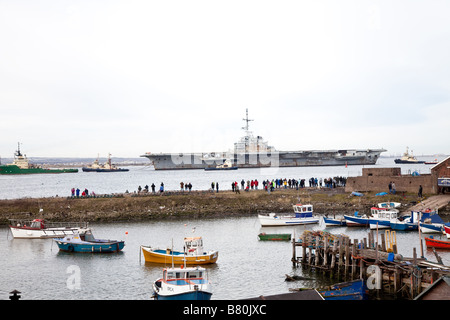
1, 187, 447, 225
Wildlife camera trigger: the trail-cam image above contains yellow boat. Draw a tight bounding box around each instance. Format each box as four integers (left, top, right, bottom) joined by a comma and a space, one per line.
141, 237, 218, 265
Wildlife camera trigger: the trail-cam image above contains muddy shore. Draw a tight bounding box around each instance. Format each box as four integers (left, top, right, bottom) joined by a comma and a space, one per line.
1, 188, 448, 225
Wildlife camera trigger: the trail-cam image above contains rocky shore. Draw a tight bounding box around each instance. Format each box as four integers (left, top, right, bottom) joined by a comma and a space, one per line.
0, 187, 448, 224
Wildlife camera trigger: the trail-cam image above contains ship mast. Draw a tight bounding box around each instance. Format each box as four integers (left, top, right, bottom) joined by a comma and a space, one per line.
242, 108, 254, 135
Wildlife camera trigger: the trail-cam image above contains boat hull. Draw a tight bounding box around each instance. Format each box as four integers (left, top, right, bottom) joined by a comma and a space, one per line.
9, 226, 90, 239
323, 217, 346, 226
141, 247, 218, 265
55, 240, 125, 253
258, 214, 319, 226
258, 233, 291, 241
154, 291, 212, 300
390, 222, 418, 231
319, 279, 368, 300
420, 223, 444, 233
0, 165, 78, 175
425, 237, 450, 249
82, 167, 129, 172
141, 149, 385, 170
344, 215, 369, 227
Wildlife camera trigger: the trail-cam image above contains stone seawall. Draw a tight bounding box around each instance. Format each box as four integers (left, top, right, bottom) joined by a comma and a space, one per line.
1, 188, 448, 224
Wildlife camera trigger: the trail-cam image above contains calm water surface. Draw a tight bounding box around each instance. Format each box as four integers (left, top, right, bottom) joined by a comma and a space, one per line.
1, 217, 449, 300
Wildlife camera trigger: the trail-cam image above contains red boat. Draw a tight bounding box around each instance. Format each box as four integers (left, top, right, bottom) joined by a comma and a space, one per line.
444, 225, 450, 237
425, 237, 450, 249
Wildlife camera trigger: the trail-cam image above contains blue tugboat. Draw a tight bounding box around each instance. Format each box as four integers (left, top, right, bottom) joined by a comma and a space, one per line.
54, 229, 125, 253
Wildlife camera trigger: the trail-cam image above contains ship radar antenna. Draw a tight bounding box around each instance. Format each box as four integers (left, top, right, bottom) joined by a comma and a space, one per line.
242, 108, 254, 134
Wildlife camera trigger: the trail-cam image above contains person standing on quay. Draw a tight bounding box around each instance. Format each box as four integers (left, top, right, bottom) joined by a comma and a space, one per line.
418, 185, 423, 198
216, 182, 219, 193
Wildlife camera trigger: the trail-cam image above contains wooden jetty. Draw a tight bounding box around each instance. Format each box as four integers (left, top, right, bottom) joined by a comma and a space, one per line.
291, 230, 450, 299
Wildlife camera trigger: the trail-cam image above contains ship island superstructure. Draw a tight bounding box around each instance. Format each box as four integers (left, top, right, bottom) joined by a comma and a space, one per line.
141, 110, 386, 170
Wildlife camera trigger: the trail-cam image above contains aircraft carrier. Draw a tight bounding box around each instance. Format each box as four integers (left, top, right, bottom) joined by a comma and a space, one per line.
141, 110, 386, 170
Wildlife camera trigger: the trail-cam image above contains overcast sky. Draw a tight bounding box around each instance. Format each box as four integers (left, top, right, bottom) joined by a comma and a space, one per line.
1, 0, 449, 158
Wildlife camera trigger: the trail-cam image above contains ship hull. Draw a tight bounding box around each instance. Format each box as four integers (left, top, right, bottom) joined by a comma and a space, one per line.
0, 165, 78, 175
141, 149, 385, 170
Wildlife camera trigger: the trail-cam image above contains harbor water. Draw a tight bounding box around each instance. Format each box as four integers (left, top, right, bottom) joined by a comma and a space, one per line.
0, 156, 448, 300
2, 217, 450, 300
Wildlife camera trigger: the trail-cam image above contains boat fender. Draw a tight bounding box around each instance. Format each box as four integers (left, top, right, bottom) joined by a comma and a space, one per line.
68, 245, 74, 252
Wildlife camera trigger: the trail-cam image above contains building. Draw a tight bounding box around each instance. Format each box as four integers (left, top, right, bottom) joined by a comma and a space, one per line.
345, 156, 450, 195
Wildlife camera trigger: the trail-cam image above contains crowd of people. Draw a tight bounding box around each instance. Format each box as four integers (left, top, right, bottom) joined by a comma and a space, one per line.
231, 176, 347, 193
71, 187, 95, 198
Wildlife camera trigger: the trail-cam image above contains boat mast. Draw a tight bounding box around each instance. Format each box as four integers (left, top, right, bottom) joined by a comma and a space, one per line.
242, 109, 254, 152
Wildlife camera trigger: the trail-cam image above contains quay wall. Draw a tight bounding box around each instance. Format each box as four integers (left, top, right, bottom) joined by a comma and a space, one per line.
345, 167, 437, 194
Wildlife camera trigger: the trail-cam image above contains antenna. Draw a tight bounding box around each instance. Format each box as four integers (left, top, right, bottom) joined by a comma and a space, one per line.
242, 108, 254, 133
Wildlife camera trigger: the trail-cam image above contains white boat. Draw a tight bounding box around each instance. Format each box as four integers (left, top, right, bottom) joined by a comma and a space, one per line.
8, 218, 90, 239
152, 266, 212, 300
258, 204, 319, 226
377, 202, 401, 209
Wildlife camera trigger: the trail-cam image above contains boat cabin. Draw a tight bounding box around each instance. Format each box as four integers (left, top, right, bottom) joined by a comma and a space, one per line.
293, 204, 313, 217
163, 267, 206, 282
184, 237, 204, 255
370, 207, 399, 220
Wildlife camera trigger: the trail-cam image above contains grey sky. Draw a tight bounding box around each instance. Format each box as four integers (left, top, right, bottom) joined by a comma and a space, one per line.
1, 0, 449, 158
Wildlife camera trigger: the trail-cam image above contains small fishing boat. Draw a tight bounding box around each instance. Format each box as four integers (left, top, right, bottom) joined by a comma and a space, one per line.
258, 233, 291, 241
390, 211, 424, 231
258, 204, 319, 226
152, 266, 212, 300
141, 237, 218, 265
318, 279, 368, 300
344, 211, 370, 227
8, 218, 90, 239
419, 210, 449, 233
368, 207, 400, 230
378, 202, 401, 209
54, 229, 125, 253
323, 215, 346, 227
425, 236, 450, 250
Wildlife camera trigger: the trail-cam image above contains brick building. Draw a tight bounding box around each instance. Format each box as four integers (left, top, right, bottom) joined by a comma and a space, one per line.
345, 156, 450, 195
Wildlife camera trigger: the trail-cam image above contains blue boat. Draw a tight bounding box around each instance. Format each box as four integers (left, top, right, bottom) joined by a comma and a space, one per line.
152, 266, 212, 300
390, 211, 420, 231
319, 279, 368, 300
323, 216, 346, 226
344, 211, 370, 227
419, 210, 450, 234
54, 230, 125, 253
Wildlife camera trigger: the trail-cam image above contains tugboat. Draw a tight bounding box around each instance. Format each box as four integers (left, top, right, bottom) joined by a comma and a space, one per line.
82, 154, 129, 172
394, 147, 425, 164
0, 143, 78, 175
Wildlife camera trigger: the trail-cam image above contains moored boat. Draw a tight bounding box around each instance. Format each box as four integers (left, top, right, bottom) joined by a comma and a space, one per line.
258, 233, 291, 241
425, 236, 450, 250
54, 229, 125, 253
344, 211, 370, 227
8, 218, 90, 239
318, 279, 368, 300
367, 207, 400, 230
141, 237, 218, 265
323, 215, 346, 227
258, 204, 319, 226
378, 202, 401, 209
152, 266, 212, 300
419, 210, 449, 233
